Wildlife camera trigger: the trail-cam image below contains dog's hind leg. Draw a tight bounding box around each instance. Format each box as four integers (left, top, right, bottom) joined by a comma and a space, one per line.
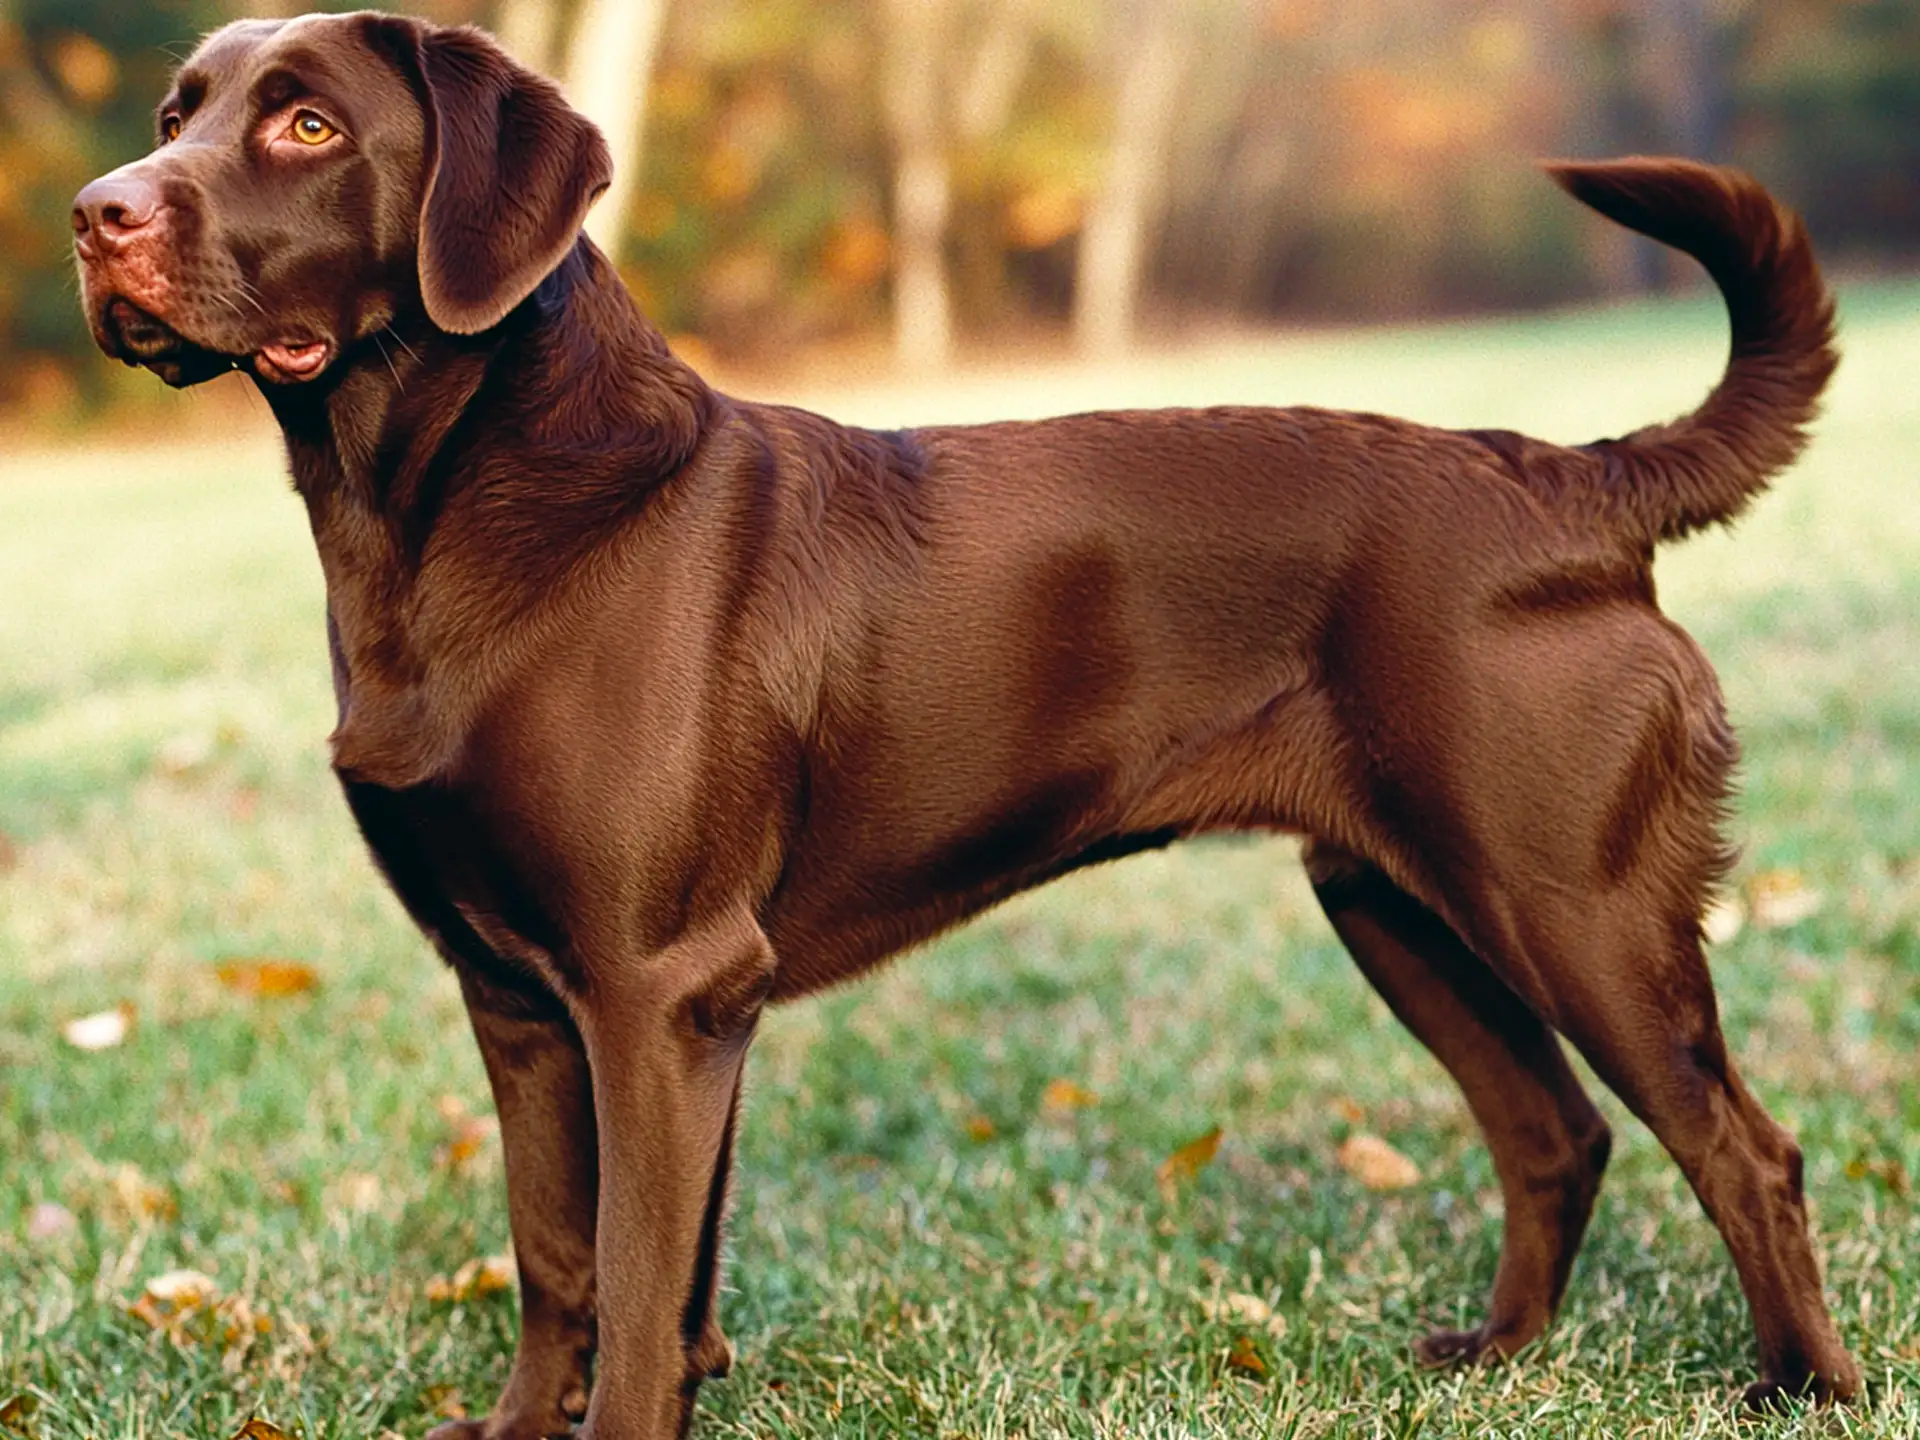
1306, 842, 1611, 1366
1462, 880, 1860, 1406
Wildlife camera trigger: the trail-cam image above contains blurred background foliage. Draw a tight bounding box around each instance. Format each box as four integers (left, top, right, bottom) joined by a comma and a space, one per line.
2, 0, 1917, 415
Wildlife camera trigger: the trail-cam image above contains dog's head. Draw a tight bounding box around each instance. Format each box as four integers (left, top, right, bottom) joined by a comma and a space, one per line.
72, 11, 610, 388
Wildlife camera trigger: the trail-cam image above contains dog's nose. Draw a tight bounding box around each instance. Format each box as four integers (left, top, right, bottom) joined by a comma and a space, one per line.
72, 173, 162, 252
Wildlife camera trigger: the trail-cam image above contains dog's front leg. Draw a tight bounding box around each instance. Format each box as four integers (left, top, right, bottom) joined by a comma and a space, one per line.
576, 909, 773, 1439
428, 968, 600, 1440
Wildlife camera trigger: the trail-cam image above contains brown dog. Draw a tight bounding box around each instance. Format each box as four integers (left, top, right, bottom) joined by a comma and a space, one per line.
72, 12, 1859, 1435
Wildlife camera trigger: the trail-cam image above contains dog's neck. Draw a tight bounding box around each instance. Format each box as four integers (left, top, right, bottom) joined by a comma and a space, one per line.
269, 239, 716, 788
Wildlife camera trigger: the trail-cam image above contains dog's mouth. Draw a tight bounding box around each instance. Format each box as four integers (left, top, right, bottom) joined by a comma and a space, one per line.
98, 297, 237, 388
97, 297, 335, 388
254, 337, 333, 384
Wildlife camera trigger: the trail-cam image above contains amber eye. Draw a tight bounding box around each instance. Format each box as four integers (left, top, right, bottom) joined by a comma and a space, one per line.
290, 111, 336, 146
161, 114, 182, 143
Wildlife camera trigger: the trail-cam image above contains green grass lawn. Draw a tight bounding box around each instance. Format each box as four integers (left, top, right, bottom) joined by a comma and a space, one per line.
3, 285, 1919, 1438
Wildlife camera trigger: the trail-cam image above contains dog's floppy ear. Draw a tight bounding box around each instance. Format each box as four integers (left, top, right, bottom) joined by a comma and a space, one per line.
371, 19, 612, 334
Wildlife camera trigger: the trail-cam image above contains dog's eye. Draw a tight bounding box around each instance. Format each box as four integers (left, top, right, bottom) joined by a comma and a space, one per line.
290, 111, 336, 146
161, 114, 181, 144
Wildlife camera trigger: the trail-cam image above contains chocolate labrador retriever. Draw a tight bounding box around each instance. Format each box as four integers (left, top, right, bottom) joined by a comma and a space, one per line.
72, 11, 1858, 1435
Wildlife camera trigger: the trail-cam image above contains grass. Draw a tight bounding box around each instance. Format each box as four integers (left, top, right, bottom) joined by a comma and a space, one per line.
2, 282, 1919, 1438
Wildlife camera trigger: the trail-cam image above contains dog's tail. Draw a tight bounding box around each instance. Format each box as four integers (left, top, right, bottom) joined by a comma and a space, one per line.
1545, 157, 1837, 547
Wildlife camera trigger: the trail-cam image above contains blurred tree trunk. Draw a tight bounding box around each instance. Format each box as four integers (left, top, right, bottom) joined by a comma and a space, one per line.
563, 0, 667, 264
1074, 0, 1189, 360
494, 0, 563, 74
881, 0, 955, 373
1633, 0, 1724, 290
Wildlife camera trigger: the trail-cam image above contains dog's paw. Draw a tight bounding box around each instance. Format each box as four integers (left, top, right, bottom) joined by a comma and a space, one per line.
424, 1392, 587, 1440
1742, 1361, 1862, 1412
1414, 1326, 1493, 1368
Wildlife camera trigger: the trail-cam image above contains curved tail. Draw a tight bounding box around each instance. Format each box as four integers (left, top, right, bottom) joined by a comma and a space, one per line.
1546, 157, 1837, 546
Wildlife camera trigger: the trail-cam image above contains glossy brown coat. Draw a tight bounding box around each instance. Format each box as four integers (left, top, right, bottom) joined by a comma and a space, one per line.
72, 14, 1859, 1436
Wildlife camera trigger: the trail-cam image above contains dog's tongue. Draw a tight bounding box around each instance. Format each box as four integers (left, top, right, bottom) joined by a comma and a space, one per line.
259, 339, 328, 376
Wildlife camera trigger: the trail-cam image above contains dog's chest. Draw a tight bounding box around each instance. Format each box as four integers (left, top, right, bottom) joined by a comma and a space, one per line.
339, 772, 583, 993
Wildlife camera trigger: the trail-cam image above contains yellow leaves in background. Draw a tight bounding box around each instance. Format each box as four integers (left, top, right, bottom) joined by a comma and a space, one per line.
425, 1255, 515, 1305
214, 960, 318, 999
127, 1269, 272, 1361
229, 1421, 293, 1440
433, 1095, 500, 1175
1749, 869, 1825, 931
1336, 1133, 1421, 1192
1157, 1125, 1223, 1201
47, 32, 117, 109
0, 1394, 38, 1436
61, 1003, 133, 1051
1040, 1078, 1098, 1114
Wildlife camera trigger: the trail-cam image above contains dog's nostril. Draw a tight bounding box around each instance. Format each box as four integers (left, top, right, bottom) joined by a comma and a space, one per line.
73, 174, 161, 241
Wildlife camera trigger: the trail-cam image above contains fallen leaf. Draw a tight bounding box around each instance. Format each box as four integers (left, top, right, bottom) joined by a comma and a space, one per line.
1329, 1096, 1367, 1126
0, 831, 18, 873
435, 1116, 499, 1173
25, 1202, 75, 1241
214, 959, 318, 998
0, 1393, 37, 1435
109, 1163, 176, 1223
129, 1268, 219, 1332
1337, 1133, 1421, 1191
230, 1419, 292, 1440
1040, 1078, 1098, 1113
963, 1115, 997, 1142
1226, 1332, 1268, 1377
1749, 870, 1824, 930
1845, 1155, 1910, 1195
1157, 1125, 1224, 1200
1701, 895, 1744, 945
429, 1254, 515, 1304
62, 1003, 134, 1051
421, 1385, 466, 1420
1201, 1290, 1272, 1326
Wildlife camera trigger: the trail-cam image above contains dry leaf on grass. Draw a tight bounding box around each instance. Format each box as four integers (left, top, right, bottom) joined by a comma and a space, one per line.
1225, 1332, 1268, 1377
128, 1269, 220, 1331
109, 1163, 176, 1224
1749, 870, 1824, 930
426, 1254, 515, 1304
0, 832, 18, 874
1156, 1125, 1223, 1200
421, 1386, 466, 1421
963, 1115, 996, 1142
1337, 1133, 1421, 1191
62, 1003, 134, 1051
214, 959, 318, 998
1040, 1078, 1098, 1114
1199, 1290, 1287, 1338
432, 1095, 500, 1173
1845, 1155, 1910, 1195
230, 1418, 292, 1440
127, 1270, 273, 1357
1702, 895, 1745, 945
0, 1394, 37, 1436
1328, 1096, 1366, 1126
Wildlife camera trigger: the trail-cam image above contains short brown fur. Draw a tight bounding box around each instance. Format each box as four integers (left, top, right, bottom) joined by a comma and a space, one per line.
72, 14, 1857, 1436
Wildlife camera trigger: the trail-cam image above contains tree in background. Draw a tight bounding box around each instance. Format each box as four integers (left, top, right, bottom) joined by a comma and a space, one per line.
6, 0, 1920, 415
